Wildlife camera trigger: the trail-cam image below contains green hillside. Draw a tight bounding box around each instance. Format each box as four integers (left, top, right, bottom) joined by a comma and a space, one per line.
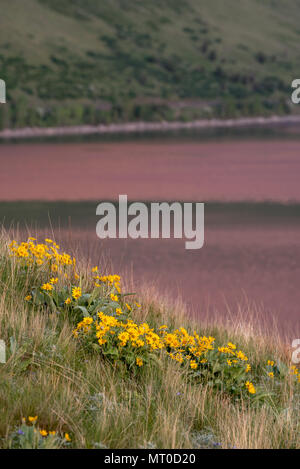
0, 0, 300, 128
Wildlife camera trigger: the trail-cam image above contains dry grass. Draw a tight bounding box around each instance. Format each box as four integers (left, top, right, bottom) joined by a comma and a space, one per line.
0, 232, 299, 449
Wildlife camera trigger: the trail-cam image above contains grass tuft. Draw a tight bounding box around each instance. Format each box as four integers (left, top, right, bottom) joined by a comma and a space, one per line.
0, 233, 299, 449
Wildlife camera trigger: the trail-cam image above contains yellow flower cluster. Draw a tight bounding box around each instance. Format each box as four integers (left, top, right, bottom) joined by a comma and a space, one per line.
41, 282, 54, 292
161, 328, 215, 368
28, 415, 38, 424
93, 273, 121, 293
136, 357, 143, 367
22, 416, 70, 442
245, 381, 256, 394
73, 316, 94, 336
72, 286, 82, 300
290, 366, 300, 383
10, 239, 126, 308
10, 239, 85, 304
73, 313, 164, 354
9, 238, 76, 271
11, 237, 288, 398
73, 311, 254, 389
218, 343, 248, 361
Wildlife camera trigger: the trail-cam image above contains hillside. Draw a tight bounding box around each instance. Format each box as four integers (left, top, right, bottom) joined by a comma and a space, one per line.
0, 0, 300, 129
0, 235, 299, 448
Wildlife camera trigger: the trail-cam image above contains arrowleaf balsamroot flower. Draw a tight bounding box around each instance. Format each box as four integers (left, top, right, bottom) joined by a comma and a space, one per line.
41, 283, 54, 292
136, 357, 143, 367
10, 237, 297, 402
28, 416, 38, 424
245, 381, 256, 394
72, 286, 82, 300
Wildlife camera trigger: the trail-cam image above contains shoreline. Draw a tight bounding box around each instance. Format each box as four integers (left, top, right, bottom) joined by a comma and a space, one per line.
0, 114, 300, 140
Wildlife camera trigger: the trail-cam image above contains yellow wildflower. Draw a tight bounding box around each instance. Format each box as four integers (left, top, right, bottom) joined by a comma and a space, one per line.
245, 381, 256, 394
190, 360, 198, 369
228, 342, 236, 350
72, 286, 82, 300
236, 350, 248, 361
118, 331, 129, 346
41, 283, 53, 292
290, 366, 298, 376
28, 416, 38, 424
82, 317, 93, 325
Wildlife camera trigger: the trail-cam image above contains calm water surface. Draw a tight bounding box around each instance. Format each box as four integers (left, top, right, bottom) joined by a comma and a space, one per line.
1, 134, 300, 335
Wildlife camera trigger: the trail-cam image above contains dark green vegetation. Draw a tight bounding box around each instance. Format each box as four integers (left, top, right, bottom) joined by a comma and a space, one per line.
0, 0, 299, 129
1, 200, 300, 233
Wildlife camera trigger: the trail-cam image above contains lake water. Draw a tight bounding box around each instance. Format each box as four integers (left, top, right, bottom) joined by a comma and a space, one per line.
1, 134, 299, 336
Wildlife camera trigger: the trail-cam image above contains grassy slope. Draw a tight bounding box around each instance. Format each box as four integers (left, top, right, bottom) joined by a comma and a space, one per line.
0, 0, 300, 128
0, 234, 299, 449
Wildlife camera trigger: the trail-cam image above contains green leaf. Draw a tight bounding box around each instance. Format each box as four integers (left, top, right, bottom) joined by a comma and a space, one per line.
74, 305, 88, 315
